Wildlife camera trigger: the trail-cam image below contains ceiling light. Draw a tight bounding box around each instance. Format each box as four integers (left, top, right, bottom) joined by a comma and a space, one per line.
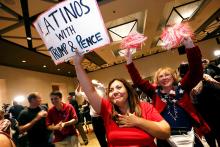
214, 50, 220, 57
22, 60, 26, 63
68, 71, 71, 74
14, 95, 25, 103
27, 37, 32, 40
108, 20, 138, 42
43, 65, 47, 68
57, 68, 60, 71
166, 0, 204, 25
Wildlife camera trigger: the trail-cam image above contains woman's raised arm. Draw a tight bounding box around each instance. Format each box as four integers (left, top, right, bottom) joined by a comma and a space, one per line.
125, 49, 156, 97
181, 37, 203, 91
73, 52, 102, 114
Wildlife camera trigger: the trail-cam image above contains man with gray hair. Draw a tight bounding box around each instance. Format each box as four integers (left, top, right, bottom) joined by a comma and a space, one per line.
18, 93, 51, 147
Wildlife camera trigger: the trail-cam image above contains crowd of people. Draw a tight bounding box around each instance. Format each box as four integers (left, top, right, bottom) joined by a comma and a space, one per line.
0, 36, 220, 147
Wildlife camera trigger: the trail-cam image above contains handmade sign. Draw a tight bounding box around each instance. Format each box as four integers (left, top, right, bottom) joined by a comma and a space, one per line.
34, 0, 110, 64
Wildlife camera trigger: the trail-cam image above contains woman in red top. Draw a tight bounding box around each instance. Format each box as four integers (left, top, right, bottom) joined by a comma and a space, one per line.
125, 37, 210, 147
73, 52, 170, 147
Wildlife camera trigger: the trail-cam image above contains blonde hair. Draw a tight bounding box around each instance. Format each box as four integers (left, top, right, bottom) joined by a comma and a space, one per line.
154, 67, 179, 85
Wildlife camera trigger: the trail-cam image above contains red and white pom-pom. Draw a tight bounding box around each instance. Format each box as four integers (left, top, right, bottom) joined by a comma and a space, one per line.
161, 23, 193, 50
120, 32, 147, 49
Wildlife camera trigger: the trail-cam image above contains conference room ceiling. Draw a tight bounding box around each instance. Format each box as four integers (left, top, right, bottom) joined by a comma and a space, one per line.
0, 0, 220, 77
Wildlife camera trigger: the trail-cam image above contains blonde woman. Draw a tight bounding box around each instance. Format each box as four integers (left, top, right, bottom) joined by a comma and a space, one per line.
125, 37, 210, 147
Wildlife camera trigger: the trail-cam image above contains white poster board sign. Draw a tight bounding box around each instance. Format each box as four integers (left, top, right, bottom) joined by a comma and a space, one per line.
33, 0, 110, 64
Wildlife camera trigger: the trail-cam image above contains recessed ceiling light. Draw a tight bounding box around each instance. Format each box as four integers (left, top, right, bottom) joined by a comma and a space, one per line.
43, 65, 47, 68
214, 50, 220, 57
57, 68, 60, 71
14, 95, 25, 103
22, 60, 26, 63
27, 37, 32, 40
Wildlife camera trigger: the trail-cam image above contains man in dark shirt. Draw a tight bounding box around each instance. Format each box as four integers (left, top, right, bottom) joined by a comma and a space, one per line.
17, 93, 51, 147
8, 101, 24, 145
9, 101, 24, 120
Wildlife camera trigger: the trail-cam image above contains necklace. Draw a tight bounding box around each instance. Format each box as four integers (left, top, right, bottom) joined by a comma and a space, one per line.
156, 82, 184, 121
167, 104, 178, 121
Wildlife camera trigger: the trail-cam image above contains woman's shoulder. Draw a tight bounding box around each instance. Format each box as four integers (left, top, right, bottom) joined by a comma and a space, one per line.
101, 98, 111, 107
140, 101, 163, 121
139, 101, 155, 112
140, 101, 153, 108
100, 98, 112, 116
0, 131, 15, 147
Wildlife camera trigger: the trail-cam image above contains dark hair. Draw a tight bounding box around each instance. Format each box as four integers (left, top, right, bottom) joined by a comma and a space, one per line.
69, 92, 75, 96
0, 110, 4, 119
50, 91, 62, 98
27, 93, 39, 103
107, 78, 141, 120
178, 63, 189, 78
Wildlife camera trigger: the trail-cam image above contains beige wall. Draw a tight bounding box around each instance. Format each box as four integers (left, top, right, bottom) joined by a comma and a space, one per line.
0, 38, 219, 107
198, 38, 220, 60
0, 66, 77, 107
0, 79, 7, 107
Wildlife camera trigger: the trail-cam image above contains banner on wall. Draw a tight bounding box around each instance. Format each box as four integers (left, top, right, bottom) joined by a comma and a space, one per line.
33, 0, 110, 65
